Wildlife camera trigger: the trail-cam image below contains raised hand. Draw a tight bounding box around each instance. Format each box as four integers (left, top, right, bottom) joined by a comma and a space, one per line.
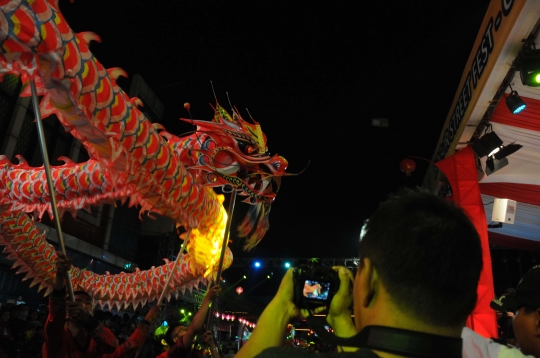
326, 266, 356, 342
55, 251, 72, 275
328, 266, 354, 318
202, 331, 220, 358
144, 305, 161, 323
54, 251, 72, 290
67, 301, 90, 322
204, 285, 222, 301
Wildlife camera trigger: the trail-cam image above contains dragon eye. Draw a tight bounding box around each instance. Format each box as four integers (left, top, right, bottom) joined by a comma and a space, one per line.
237, 140, 256, 155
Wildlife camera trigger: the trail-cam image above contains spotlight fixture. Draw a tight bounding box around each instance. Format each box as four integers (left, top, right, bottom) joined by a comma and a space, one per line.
518, 49, 540, 87
472, 130, 503, 158
491, 142, 523, 160
485, 142, 522, 176
506, 90, 526, 114
486, 156, 508, 176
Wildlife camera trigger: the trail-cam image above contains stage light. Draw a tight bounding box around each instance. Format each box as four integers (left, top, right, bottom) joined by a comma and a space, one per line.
518, 49, 540, 87
284, 262, 291, 268
506, 90, 526, 114
492, 143, 523, 160
254, 261, 261, 268
486, 157, 508, 175
485, 143, 522, 176
472, 131, 503, 158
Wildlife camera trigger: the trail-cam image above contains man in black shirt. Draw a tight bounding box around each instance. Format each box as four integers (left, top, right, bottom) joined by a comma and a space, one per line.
236, 188, 483, 358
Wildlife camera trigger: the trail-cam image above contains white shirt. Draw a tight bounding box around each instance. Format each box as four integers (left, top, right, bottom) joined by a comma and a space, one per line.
462, 327, 533, 358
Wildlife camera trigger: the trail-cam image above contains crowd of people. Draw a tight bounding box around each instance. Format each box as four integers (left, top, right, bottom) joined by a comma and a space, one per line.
0, 252, 225, 358
1, 188, 540, 357
0, 304, 46, 357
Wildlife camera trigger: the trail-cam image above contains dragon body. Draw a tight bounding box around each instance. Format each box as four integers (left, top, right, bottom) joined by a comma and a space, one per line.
0, 0, 286, 309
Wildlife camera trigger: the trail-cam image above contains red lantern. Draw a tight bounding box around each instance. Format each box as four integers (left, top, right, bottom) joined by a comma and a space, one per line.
236, 286, 244, 295
399, 158, 416, 177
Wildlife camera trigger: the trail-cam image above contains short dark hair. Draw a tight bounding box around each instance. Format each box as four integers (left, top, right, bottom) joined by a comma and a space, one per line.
359, 187, 482, 327
522, 306, 538, 315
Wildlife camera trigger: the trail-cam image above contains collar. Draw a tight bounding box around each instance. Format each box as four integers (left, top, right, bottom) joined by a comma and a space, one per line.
306, 316, 462, 358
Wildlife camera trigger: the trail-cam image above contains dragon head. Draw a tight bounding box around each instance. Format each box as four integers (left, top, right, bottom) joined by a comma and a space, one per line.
160, 101, 288, 249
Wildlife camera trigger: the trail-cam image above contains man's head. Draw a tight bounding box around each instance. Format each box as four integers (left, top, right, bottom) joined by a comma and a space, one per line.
23, 322, 38, 340
74, 290, 94, 315
164, 323, 188, 347
16, 304, 29, 320
0, 308, 9, 322
491, 265, 540, 357
354, 188, 482, 332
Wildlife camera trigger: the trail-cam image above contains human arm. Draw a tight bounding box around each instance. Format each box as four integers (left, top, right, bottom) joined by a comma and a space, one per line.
66, 298, 119, 354
181, 285, 221, 347
43, 252, 71, 356
92, 323, 120, 354
203, 331, 220, 358
326, 266, 358, 352
236, 268, 302, 358
166, 285, 222, 357
53, 251, 70, 291
102, 306, 161, 358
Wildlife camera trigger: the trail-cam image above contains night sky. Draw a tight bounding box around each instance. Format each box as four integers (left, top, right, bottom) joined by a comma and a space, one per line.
58, 1, 492, 295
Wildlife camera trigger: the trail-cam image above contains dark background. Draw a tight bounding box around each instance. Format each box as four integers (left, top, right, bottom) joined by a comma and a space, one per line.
57, 1, 521, 300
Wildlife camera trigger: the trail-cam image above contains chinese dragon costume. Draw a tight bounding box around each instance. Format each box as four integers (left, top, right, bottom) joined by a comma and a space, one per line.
0, 0, 287, 310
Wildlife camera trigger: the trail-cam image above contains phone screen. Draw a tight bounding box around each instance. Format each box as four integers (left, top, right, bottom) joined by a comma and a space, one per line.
302, 280, 331, 300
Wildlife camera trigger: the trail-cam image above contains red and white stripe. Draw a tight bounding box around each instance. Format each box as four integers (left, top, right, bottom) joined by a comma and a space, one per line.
479, 79, 540, 246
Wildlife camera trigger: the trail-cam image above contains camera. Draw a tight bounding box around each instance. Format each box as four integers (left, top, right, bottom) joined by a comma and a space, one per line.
293, 264, 340, 310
